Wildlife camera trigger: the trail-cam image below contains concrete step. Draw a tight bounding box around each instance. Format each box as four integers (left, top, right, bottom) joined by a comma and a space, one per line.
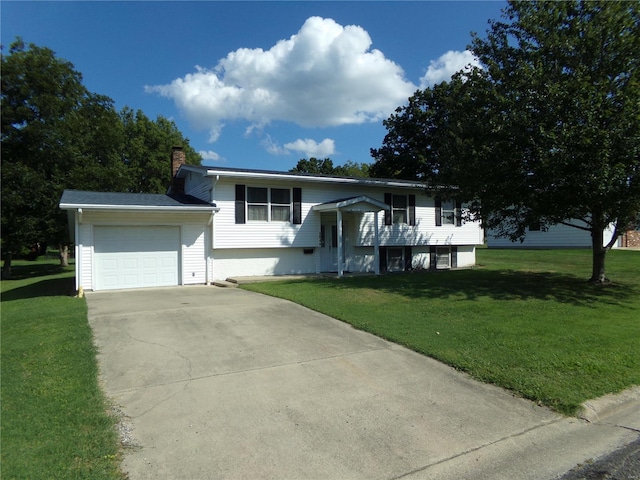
213, 280, 238, 288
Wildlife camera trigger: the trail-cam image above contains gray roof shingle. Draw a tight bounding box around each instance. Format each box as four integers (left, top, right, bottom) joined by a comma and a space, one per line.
59, 190, 215, 208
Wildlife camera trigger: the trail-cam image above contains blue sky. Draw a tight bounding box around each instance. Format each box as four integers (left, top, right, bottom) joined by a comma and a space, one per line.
2, 1, 506, 171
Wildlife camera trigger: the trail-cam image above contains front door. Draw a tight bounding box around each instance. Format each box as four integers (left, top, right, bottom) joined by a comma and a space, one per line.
320, 222, 338, 272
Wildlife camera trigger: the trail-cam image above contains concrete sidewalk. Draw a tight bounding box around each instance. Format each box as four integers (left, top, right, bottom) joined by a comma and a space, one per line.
86, 286, 639, 480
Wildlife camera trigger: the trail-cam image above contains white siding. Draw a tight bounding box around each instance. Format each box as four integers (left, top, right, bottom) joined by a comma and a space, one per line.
185, 171, 212, 202
78, 222, 93, 291
456, 246, 476, 268
213, 248, 318, 280
356, 196, 483, 247
488, 223, 616, 248
213, 182, 318, 249
76, 210, 210, 290
181, 224, 207, 285
212, 180, 484, 250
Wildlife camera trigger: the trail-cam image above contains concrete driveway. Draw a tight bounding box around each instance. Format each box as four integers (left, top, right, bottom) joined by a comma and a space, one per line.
87, 286, 639, 480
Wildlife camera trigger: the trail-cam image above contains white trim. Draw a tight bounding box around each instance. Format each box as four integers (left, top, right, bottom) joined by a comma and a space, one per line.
313, 196, 389, 212
179, 165, 426, 189
60, 203, 219, 213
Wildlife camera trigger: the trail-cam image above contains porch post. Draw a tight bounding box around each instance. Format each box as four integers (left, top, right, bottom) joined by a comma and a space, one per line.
337, 209, 344, 277
374, 210, 380, 275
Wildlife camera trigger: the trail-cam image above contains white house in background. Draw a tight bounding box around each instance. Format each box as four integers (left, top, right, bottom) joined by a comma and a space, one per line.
59, 148, 484, 291
487, 221, 619, 249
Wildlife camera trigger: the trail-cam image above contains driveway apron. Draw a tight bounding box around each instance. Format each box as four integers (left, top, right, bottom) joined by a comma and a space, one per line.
87, 286, 562, 479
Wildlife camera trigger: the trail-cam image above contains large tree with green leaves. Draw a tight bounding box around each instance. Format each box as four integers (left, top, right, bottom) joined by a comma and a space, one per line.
371, 0, 640, 283
120, 107, 201, 193
290, 157, 370, 177
1, 39, 200, 277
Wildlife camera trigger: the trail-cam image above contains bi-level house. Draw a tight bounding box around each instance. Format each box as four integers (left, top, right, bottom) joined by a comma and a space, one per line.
60, 148, 484, 291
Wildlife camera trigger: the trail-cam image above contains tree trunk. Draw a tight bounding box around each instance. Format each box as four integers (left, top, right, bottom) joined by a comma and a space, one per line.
2, 252, 12, 280
59, 244, 69, 267
589, 225, 608, 284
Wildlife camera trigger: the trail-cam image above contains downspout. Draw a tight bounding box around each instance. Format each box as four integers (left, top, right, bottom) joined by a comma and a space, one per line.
207, 211, 215, 285
206, 175, 220, 285
76, 209, 83, 296
374, 210, 380, 275
337, 209, 343, 277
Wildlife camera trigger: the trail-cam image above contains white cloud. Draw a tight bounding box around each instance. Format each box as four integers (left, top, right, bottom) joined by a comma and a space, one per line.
261, 135, 336, 158
199, 150, 222, 162
419, 50, 481, 88
146, 17, 415, 142
283, 138, 335, 158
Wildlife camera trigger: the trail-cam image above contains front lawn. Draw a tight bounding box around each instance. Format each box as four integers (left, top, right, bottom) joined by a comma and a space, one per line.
1, 259, 125, 480
242, 249, 640, 415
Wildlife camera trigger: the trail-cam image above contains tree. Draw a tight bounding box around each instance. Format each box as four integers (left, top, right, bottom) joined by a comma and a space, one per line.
1, 39, 116, 276
120, 108, 201, 193
371, 1, 640, 283
290, 157, 370, 177
1, 39, 202, 277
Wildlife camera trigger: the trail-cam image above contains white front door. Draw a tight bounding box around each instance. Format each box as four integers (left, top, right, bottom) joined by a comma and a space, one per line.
320, 217, 349, 272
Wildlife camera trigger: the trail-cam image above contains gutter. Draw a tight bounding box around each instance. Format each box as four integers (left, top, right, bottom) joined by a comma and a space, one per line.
59, 203, 220, 213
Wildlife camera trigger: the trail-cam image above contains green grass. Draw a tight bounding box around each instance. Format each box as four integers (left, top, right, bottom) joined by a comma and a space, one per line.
1, 259, 125, 480
242, 249, 640, 415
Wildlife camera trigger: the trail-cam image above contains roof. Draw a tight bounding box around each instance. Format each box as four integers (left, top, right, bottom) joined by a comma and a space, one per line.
178, 164, 430, 190
313, 196, 390, 212
59, 190, 217, 212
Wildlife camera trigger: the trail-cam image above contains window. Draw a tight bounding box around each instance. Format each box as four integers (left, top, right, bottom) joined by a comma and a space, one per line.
387, 248, 404, 272
392, 195, 407, 224
429, 246, 458, 269
436, 247, 451, 269
270, 188, 290, 222
435, 196, 462, 226
528, 221, 541, 232
384, 193, 416, 226
247, 187, 269, 221
236, 185, 302, 224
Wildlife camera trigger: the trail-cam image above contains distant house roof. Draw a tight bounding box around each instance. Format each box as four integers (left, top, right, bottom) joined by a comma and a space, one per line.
59, 190, 217, 212
177, 164, 431, 190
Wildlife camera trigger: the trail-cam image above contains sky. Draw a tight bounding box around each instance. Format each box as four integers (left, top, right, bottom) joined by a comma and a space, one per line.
2, 1, 507, 171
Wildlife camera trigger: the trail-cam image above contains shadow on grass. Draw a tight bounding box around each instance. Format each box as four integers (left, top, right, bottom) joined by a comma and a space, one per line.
2, 262, 68, 281
298, 269, 637, 308
1, 277, 77, 302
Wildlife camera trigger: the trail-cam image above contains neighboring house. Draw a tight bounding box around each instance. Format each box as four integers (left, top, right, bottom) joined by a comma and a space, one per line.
487, 222, 619, 249
59, 148, 484, 291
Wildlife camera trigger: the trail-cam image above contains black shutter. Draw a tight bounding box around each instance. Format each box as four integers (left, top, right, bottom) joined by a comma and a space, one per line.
451, 246, 458, 268
408, 194, 416, 226
429, 246, 437, 270
293, 188, 302, 224
456, 199, 462, 227
384, 193, 392, 225
379, 247, 387, 273
404, 246, 412, 271
235, 184, 246, 224
435, 196, 442, 226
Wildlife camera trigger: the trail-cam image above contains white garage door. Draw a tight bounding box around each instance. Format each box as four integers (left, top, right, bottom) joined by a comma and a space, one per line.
94, 226, 180, 290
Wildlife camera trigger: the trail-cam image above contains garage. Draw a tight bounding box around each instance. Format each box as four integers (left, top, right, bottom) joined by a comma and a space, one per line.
94, 226, 180, 290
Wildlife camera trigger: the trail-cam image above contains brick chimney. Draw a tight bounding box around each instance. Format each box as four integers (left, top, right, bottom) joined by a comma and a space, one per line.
171, 146, 186, 194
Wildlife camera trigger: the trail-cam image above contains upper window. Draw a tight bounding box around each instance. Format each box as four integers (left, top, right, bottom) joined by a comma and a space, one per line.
384, 193, 416, 226
270, 188, 291, 222
392, 195, 407, 224
236, 185, 302, 225
247, 187, 269, 221
435, 196, 462, 227
441, 199, 456, 225
243, 186, 294, 222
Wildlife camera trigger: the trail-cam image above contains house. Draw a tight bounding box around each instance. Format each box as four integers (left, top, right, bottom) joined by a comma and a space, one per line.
59, 148, 484, 291
487, 222, 619, 249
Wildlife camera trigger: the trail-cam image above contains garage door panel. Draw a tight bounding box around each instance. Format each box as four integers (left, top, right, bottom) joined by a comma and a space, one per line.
94, 226, 180, 290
